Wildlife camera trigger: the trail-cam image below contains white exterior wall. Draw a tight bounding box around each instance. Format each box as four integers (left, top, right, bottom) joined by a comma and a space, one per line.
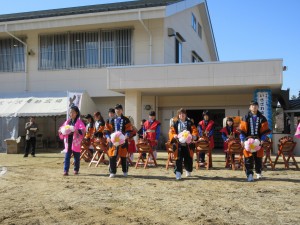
108, 60, 283, 92
92, 97, 125, 119
0, 19, 164, 96
164, 5, 212, 64
135, 19, 164, 65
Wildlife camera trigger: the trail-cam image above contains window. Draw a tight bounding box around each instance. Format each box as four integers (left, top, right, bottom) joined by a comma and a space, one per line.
192, 51, 204, 63
39, 29, 132, 70
101, 30, 115, 67
40, 34, 67, 70
115, 29, 132, 66
0, 38, 25, 72
192, 13, 197, 31
101, 29, 132, 67
70, 32, 99, 68
198, 23, 202, 39
175, 38, 182, 64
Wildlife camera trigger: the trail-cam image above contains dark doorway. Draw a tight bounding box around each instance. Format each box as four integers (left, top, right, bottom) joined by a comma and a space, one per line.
186, 109, 225, 149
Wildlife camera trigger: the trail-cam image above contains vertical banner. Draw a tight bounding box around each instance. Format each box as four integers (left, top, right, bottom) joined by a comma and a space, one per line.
254, 89, 272, 137
67, 92, 83, 119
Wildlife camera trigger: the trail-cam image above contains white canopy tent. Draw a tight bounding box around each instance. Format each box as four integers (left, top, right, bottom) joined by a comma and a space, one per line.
0, 91, 98, 153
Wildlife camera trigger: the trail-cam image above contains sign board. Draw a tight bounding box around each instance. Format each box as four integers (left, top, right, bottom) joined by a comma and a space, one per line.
254, 89, 272, 137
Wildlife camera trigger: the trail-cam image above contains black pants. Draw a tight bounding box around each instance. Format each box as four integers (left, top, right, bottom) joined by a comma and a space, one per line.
109, 156, 128, 174
175, 145, 193, 174
25, 137, 36, 155
244, 152, 262, 176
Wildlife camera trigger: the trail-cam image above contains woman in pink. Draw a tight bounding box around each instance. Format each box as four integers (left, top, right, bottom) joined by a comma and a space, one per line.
295, 122, 300, 139
59, 106, 85, 176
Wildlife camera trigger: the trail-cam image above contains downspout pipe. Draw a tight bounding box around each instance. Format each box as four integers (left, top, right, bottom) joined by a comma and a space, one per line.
138, 10, 152, 64
4, 24, 28, 91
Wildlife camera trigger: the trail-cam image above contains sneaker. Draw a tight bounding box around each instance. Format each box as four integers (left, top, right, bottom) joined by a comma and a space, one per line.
63, 172, 69, 176
186, 171, 191, 177
31, 154, 35, 157
247, 174, 254, 182
23, 154, 28, 157
256, 173, 263, 179
74, 171, 79, 175
123, 172, 128, 177
109, 173, 115, 178
176, 171, 182, 180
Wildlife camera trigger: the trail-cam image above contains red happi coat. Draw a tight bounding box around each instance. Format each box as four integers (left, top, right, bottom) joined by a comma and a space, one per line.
144, 120, 160, 147
219, 126, 239, 152
199, 120, 215, 149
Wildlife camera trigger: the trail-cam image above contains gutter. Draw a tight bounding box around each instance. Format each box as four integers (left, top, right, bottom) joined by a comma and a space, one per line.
138, 10, 152, 64
4, 24, 28, 91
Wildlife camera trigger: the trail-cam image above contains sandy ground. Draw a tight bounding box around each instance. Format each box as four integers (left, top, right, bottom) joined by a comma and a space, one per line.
0, 150, 300, 225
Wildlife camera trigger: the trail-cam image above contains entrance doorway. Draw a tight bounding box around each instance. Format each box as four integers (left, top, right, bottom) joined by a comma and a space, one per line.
186, 109, 225, 149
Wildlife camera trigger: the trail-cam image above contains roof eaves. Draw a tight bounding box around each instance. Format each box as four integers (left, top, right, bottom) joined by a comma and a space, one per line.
0, 0, 183, 23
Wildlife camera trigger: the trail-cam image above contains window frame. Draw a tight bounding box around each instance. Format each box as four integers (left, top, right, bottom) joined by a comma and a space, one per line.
191, 50, 204, 63
0, 37, 26, 72
197, 22, 202, 39
38, 28, 133, 70
175, 38, 183, 64
191, 13, 197, 32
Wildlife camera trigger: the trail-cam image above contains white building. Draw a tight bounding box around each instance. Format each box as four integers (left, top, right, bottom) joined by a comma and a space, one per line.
0, 0, 286, 151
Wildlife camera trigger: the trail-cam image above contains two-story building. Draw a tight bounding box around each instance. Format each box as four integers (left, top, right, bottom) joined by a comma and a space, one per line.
0, 0, 285, 151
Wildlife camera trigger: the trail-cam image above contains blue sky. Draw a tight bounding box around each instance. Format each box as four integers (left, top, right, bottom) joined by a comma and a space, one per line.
1, 0, 299, 97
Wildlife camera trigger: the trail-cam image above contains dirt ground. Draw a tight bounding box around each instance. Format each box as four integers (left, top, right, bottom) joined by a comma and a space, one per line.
0, 150, 300, 225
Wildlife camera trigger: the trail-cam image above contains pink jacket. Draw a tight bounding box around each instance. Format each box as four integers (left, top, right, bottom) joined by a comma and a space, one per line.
59, 119, 86, 152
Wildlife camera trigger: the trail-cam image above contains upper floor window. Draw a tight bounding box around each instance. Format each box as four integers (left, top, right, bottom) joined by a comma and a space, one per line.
192, 13, 197, 32
175, 38, 183, 64
0, 38, 25, 72
198, 23, 202, 39
39, 29, 132, 70
192, 51, 203, 63
101, 29, 132, 67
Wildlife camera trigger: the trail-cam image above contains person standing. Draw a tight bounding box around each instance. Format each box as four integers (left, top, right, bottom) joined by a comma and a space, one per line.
239, 101, 271, 182
143, 111, 161, 159
107, 108, 116, 124
198, 111, 214, 164
59, 106, 86, 176
127, 116, 137, 162
24, 117, 38, 157
105, 104, 132, 178
104, 108, 115, 138
169, 108, 198, 180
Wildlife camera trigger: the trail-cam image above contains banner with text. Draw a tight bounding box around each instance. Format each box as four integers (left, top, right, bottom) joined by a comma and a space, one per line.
254, 89, 272, 137
67, 92, 82, 119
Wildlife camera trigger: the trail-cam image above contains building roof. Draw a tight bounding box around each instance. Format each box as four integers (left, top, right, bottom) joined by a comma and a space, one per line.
284, 99, 300, 116
289, 99, 300, 110
0, 0, 182, 22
